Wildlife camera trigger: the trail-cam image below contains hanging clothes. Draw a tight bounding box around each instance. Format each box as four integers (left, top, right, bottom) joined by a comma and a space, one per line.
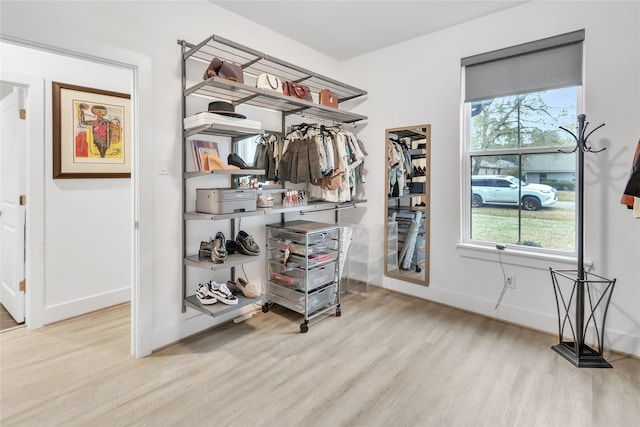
621, 138, 640, 209
280, 123, 368, 202
253, 133, 280, 182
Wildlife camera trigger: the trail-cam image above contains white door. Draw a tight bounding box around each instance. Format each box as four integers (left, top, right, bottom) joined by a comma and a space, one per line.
1, 83, 26, 323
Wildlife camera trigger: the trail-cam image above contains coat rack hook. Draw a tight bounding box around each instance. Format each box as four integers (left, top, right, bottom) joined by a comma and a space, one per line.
559, 117, 606, 154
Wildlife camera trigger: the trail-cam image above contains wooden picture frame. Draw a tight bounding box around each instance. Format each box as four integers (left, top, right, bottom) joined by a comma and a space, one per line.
52, 81, 131, 178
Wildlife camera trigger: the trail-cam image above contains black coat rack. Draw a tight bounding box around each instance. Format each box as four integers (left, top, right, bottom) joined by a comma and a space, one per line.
550, 114, 616, 368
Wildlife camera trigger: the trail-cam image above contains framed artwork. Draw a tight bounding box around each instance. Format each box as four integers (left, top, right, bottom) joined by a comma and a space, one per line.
52, 81, 131, 178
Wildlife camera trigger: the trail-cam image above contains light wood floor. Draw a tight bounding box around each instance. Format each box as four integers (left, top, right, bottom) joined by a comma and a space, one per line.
1, 288, 639, 427
0, 304, 23, 332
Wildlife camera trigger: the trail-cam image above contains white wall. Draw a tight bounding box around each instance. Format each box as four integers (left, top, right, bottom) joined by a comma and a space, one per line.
2, 0, 638, 358
0, 0, 341, 352
0, 42, 132, 324
340, 0, 640, 357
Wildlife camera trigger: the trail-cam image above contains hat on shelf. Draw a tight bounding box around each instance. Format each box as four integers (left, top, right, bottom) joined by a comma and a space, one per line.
204, 101, 246, 119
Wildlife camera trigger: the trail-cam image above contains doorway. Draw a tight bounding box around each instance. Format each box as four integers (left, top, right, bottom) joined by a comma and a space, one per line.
0, 82, 26, 327
1, 38, 154, 357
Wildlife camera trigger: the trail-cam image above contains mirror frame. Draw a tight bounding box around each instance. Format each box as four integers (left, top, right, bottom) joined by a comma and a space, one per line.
384, 124, 431, 285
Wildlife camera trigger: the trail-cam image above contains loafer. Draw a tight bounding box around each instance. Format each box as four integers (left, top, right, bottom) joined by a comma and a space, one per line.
228, 153, 250, 169
211, 232, 227, 263
199, 238, 213, 258
225, 239, 243, 255
236, 277, 260, 298
236, 230, 260, 255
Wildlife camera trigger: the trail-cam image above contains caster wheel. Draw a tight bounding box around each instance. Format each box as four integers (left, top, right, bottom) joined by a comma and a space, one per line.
300, 323, 309, 333
415, 266, 422, 273
262, 304, 269, 313
336, 307, 342, 317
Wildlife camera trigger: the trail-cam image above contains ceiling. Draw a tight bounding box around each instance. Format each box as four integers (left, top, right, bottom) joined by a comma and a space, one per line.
212, 1, 528, 60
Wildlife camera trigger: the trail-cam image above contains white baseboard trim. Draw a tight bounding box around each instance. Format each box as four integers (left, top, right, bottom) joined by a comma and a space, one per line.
152, 304, 259, 352
384, 281, 640, 358
43, 287, 131, 325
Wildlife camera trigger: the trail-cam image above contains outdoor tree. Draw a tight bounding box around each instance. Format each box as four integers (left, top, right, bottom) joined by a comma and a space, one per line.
470, 91, 575, 175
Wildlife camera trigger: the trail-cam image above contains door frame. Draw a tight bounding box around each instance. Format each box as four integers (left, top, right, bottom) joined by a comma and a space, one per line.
0, 36, 154, 357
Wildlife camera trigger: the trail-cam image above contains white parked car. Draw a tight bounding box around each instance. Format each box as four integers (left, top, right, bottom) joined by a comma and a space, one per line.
471, 175, 558, 211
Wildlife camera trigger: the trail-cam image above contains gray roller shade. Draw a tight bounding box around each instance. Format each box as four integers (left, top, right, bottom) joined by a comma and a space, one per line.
463, 30, 584, 102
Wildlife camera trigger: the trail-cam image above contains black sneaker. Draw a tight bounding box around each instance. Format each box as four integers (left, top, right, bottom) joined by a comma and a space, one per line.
211, 232, 227, 263
236, 230, 260, 255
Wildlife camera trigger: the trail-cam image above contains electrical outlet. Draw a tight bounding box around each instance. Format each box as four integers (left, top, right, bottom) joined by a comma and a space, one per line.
505, 274, 516, 289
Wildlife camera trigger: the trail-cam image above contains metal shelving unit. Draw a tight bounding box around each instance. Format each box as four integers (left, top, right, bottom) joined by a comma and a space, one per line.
178, 34, 367, 318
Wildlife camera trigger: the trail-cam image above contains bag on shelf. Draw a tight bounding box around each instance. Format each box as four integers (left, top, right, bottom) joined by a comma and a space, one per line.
202, 57, 244, 84
318, 89, 339, 108
283, 81, 313, 103
256, 73, 283, 93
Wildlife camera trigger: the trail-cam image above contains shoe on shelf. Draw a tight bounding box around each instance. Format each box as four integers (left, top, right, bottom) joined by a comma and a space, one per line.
236, 277, 260, 299
211, 232, 227, 263
226, 280, 239, 294
196, 282, 217, 305
225, 239, 243, 255
236, 230, 260, 255
227, 153, 251, 169
209, 281, 238, 305
199, 237, 213, 258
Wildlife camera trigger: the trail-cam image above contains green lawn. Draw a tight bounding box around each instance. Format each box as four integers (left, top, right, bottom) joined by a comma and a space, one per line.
471, 192, 576, 251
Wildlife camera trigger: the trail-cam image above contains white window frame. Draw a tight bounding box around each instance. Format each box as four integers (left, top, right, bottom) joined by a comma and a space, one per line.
460, 88, 584, 260
459, 83, 585, 262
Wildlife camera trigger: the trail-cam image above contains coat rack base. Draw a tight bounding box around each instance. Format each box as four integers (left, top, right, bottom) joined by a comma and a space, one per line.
552, 342, 612, 368
550, 268, 616, 369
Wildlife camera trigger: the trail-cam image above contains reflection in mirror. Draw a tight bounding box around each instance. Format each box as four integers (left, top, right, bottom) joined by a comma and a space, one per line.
385, 125, 431, 285
232, 132, 282, 185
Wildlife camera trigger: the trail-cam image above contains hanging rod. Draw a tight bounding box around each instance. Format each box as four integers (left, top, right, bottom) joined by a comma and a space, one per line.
295, 113, 361, 128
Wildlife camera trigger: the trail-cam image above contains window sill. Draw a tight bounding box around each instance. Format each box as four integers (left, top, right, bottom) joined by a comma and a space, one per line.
456, 242, 592, 271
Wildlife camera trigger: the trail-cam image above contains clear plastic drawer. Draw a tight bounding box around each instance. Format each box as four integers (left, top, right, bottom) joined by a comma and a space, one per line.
269, 238, 338, 257
269, 248, 338, 269
268, 228, 339, 245
269, 261, 336, 292
268, 283, 337, 315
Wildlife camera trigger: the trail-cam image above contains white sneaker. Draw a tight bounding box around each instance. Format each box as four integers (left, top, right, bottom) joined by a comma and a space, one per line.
196, 282, 217, 305
209, 281, 238, 305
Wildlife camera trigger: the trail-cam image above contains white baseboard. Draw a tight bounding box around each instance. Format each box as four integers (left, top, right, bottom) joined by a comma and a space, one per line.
152, 304, 259, 351
384, 281, 640, 358
42, 287, 131, 326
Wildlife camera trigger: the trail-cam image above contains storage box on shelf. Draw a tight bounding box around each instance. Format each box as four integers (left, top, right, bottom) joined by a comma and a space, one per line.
264, 220, 341, 333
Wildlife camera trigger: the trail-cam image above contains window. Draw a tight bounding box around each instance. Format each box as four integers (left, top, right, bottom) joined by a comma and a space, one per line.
462, 31, 584, 253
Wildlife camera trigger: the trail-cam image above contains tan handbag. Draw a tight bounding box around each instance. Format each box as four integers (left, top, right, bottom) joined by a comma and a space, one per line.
256, 73, 283, 93
319, 89, 339, 108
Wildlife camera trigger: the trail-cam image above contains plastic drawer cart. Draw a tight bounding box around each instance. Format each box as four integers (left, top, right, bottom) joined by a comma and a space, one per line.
264, 220, 341, 332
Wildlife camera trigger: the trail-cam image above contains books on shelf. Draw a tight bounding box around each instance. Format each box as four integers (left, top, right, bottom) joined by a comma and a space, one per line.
190, 140, 219, 171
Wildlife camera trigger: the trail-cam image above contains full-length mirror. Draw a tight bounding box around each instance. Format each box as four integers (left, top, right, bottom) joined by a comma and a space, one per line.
385, 125, 430, 285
